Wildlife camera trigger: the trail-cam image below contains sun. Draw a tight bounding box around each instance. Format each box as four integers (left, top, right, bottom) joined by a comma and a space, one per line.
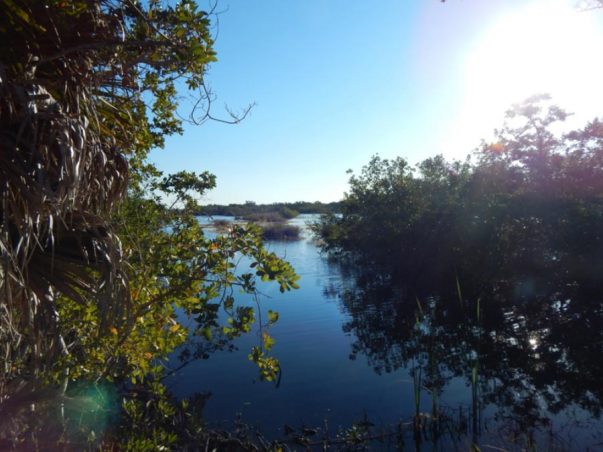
446, 0, 603, 155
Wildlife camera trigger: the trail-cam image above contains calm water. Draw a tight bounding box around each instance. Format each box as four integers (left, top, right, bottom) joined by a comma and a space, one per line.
165, 214, 603, 450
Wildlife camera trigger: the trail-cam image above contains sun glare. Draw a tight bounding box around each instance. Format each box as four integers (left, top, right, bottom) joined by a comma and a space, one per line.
447, 0, 603, 155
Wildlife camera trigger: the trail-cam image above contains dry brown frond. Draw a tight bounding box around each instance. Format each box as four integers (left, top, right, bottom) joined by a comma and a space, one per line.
0, 1, 132, 381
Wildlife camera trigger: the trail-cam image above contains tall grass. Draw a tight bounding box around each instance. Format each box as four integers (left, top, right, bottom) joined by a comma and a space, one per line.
260, 224, 301, 241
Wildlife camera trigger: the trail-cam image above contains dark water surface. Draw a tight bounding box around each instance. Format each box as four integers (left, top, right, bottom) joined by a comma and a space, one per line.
165, 214, 603, 450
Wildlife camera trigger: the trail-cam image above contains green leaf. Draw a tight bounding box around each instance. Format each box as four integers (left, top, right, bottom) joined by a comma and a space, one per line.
267, 310, 279, 325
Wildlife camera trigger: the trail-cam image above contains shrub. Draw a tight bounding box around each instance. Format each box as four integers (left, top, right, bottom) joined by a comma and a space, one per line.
261, 224, 301, 241
211, 219, 231, 230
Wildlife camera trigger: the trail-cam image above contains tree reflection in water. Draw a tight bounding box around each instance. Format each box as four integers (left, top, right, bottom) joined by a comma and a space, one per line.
328, 246, 603, 449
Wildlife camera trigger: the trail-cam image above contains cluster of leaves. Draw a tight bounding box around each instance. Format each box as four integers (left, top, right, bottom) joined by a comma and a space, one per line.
48, 167, 300, 386
0, 0, 216, 382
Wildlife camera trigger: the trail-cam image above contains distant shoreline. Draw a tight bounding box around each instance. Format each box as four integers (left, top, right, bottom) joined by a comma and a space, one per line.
199, 201, 341, 218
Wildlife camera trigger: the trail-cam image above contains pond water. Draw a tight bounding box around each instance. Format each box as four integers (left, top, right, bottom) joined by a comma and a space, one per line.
164, 214, 603, 450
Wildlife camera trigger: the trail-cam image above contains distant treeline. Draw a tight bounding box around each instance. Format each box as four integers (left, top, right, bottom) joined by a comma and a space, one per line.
200, 201, 342, 218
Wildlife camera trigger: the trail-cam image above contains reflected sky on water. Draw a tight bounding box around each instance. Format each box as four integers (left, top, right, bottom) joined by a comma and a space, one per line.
165, 214, 603, 450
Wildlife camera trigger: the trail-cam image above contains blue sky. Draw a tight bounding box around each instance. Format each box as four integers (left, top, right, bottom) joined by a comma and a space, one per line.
150, 0, 603, 204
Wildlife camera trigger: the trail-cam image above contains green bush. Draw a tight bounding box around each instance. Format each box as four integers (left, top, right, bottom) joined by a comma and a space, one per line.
313, 95, 603, 288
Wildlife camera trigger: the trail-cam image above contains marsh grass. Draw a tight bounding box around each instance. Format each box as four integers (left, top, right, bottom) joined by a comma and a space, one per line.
211, 219, 231, 230
241, 212, 288, 223
260, 223, 301, 241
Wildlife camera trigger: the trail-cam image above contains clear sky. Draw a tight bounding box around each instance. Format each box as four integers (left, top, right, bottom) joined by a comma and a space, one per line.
149, 0, 603, 204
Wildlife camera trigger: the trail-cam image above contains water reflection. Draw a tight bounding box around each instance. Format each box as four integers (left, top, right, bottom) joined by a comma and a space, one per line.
333, 245, 603, 449
159, 215, 603, 449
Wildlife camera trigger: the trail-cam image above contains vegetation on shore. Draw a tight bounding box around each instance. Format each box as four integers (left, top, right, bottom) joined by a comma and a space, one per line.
1, 1, 299, 449
312, 95, 603, 450
202, 201, 341, 218
210, 216, 302, 241
209, 208, 304, 241
3, 0, 603, 448
211, 218, 232, 230
242, 211, 293, 223
313, 95, 603, 290
259, 223, 302, 241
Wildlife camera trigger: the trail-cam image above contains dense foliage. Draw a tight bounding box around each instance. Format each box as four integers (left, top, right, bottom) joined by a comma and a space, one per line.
314, 95, 603, 448
0, 1, 299, 448
2, 0, 602, 447
259, 223, 301, 241
314, 95, 603, 292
